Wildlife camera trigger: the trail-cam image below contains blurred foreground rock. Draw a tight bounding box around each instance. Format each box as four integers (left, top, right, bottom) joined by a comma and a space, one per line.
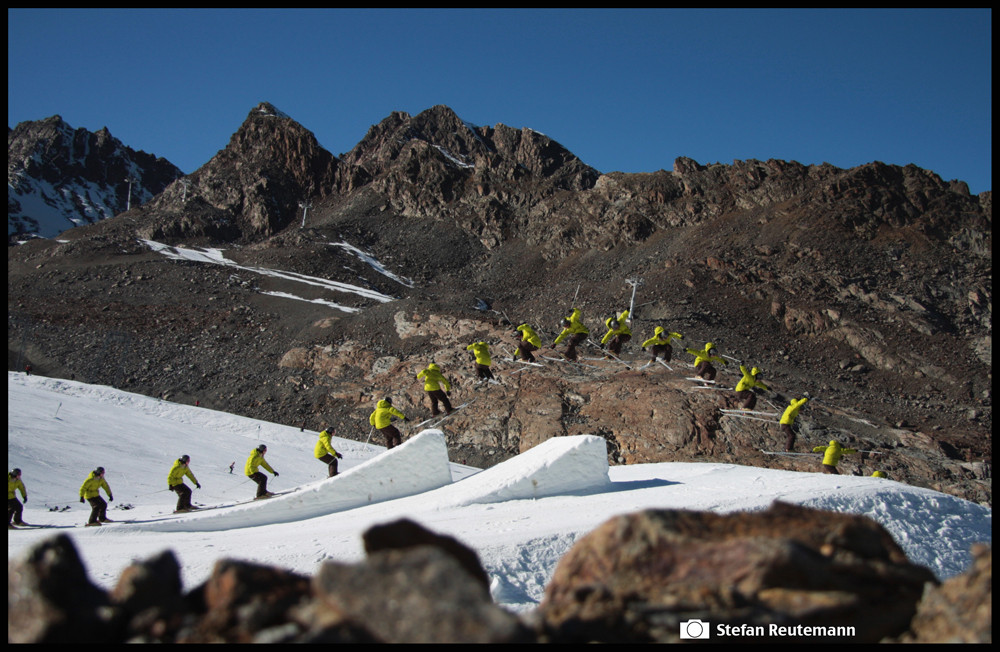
8, 506, 991, 643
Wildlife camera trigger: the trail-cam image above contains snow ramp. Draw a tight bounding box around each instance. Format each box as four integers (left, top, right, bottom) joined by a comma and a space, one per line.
134, 430, 453, 532
444, 434, 612, 507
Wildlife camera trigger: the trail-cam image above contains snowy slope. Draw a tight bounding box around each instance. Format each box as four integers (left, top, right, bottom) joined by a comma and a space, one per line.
6, 373, 991, 612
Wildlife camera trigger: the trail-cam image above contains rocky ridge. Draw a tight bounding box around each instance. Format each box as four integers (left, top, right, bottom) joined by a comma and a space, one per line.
8, 116, 182, 239
7, 102, 992, 506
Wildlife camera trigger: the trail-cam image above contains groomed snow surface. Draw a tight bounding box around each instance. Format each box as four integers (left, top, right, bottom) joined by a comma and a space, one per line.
7, 373, 991, 613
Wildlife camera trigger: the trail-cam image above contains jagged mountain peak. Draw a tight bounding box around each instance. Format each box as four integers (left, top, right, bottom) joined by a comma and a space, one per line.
8, 115, 182, 239
135, 102, 339, 242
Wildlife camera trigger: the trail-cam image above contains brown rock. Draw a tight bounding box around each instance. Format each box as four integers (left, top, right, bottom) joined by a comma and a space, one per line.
538, 503, 937, 643
7, 534, 114, 643
362, 518, 491, 591
901, 544, 991, 643
313, 546, 531, 643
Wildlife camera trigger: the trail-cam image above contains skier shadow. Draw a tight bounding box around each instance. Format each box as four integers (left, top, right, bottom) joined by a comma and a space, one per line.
605, 478, 679, 492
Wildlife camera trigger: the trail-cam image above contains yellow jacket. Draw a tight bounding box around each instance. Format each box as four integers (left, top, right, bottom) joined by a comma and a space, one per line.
554, 308, 589, 344
516, 324, 541, 348
641, 327, 683, 348
813, 440, 857, 466
600, 310, 632, 344
8, 474, 26, 501
735, 365, 770, 393
80, 471, 112, 500
686, 343, 727, 367
167, 459, 199, 488
780, 398, 809, 425
417, 364, 451, 392
245, 449, 276, 476
314, 429, 341, 459
466, 342, 492, 366
369, 400, 406, 429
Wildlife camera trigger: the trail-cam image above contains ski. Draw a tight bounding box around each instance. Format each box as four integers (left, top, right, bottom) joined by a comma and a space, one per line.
761, 450, 819, 457
720, 409, 780, 417
424, 399, 476, 429
541, 355, 600, 369
582, 356, 633, 370
721, 413, 776, 423
414, 399, 476, 429
585, 340, 633, 369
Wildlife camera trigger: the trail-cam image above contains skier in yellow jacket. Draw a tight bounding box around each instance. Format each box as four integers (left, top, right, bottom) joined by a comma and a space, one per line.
780, 397, 809, 451
553, 308, 589, 361
8, 468, 27, 528
812, 439, 857, 474
245, 445, 279, 499
466, 341, 495, 383
369, 399, 407, 449
314, 427, 343, 477
734, 365, 770, 410
79, 466, 114, 526
167, 455, 201, 512
514, 324, 542, 362
641, 326, 683, 364
685, 342, 728, 381
600, 309, 632, 356
417, 363, 453, 416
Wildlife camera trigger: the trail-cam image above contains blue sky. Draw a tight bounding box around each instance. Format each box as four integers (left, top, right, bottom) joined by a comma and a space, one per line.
8, 9, 992, 194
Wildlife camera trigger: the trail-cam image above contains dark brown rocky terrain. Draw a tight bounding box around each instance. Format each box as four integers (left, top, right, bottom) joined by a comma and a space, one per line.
8, 102, 992, 507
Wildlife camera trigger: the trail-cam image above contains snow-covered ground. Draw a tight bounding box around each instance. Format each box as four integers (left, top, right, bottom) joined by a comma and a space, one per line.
7, 373, 991, 613
141, 239, 407, 313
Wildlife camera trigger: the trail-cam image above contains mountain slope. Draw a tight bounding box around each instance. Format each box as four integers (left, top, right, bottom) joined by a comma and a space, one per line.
7, 102, 992, 506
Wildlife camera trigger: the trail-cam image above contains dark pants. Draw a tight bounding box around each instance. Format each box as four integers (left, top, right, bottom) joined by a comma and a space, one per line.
249, 472, 269, 498
564, 333, 587, 361
427, 390, 453, 416
516, 342, 538, 362
87, 496, 108, 524
379, 425, 402, 449
318, 454, 339, 477
695, 361, 717, 381
782, 423, 797, 451
821, 464, 840, 475
608, 334, 631, 356
474, 364, 494, 381
170, 483, 193, 511
8, 498, 24, 525
736, 390, 758, 410
649, 344, 672, 362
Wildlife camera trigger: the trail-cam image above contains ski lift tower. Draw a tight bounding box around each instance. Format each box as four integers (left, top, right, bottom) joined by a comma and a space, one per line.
124, 176, 137, 211
626, 277, 644, 320
299, 201, 312, 228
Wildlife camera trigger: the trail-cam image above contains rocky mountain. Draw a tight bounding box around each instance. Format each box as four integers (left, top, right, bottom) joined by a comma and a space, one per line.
8, 116, 183, 240
7, 102, 992, 506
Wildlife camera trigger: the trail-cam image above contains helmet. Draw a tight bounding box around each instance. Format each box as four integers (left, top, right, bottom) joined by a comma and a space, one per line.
256, 445, 267, 453
10, 468, 21, 478
180, 455, 190, 464
384, 397, 392, 405
95, 466, 105, 475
